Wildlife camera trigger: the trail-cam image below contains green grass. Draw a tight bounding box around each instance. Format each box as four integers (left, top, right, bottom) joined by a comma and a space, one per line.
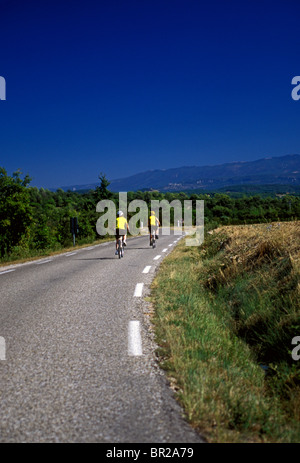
150, 222, 300, 442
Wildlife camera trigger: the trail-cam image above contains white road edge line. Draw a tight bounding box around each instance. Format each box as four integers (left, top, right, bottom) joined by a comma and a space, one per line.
0, 269, 15, 275
142, 266, 151, 274
168, 244, 173, 247
35, 259, 52, 265
162, 248, 168, 252
134, 283, 144, 297
64, 252, 78, 256
0, 336, 6, 360
153, 255, 161, 260
128, 321, 143, 356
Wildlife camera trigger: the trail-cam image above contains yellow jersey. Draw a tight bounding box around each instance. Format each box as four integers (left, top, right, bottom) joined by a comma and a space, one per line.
116, 216, 127, 230
149, 215, 157, 226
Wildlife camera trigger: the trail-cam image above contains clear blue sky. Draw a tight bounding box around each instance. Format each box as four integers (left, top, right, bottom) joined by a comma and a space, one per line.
0, 0, 300, 189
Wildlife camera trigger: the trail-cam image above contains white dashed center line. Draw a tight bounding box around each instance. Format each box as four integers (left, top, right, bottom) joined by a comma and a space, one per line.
142, 266, 151, 274
128, 321, 143, 356
134, 283, 144, 297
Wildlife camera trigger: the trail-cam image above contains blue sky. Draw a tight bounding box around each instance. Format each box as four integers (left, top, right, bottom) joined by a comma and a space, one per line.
0, 0, 300, 189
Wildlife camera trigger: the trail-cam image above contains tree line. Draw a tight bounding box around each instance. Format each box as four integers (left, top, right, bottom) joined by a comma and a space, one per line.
1, 167, 299, 260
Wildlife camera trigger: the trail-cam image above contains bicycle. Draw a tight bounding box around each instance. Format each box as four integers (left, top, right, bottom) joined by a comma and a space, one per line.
150, 228, 157, 249
117, 237, 124, 258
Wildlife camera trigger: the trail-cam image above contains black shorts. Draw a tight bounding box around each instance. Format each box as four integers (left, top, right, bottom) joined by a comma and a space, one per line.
116, 229, 126, 239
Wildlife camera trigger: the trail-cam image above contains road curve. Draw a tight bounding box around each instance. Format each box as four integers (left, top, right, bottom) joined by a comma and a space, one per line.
0, 232, 205, 443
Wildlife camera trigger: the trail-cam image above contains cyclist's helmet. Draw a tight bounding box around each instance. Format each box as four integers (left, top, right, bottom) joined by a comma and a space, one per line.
117, 210, 124, 217
151, 210, 155, 215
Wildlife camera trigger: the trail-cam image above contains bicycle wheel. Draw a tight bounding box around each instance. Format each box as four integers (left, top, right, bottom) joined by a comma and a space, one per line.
118, 239, 122, 259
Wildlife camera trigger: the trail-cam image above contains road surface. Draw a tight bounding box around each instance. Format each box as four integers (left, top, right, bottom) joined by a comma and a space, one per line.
0, 232, 205, 443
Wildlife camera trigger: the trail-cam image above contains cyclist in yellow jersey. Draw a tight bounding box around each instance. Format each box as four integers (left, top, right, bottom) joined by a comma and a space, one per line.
148, 210, 160, 246
115, 211, 129, 255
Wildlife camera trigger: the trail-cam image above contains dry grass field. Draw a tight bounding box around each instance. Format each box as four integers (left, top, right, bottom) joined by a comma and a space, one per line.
151, 221, 300, 442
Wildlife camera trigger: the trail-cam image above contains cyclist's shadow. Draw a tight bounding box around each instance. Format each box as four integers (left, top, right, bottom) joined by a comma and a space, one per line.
123, 247, 152, 250
75, 257, 116, 261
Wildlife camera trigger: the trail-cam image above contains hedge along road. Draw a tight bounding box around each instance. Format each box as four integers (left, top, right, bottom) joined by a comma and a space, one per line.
0, 231, 205, 443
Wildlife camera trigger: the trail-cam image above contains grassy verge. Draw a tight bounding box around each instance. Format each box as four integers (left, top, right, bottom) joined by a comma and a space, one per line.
150, 221, 300, 442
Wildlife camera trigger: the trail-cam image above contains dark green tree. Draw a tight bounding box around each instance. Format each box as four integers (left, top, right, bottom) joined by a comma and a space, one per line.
0, 168, 32, 257
94, 173, 112, 202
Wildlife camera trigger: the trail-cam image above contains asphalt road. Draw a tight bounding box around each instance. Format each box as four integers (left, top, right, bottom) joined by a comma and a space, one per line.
0, 232, 205, 443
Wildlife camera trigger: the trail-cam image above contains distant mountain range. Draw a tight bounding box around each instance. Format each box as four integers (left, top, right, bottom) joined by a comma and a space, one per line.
58, 154, 300, 193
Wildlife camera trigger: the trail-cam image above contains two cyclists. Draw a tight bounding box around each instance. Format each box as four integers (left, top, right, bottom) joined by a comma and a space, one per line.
114, 209, 160, 255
